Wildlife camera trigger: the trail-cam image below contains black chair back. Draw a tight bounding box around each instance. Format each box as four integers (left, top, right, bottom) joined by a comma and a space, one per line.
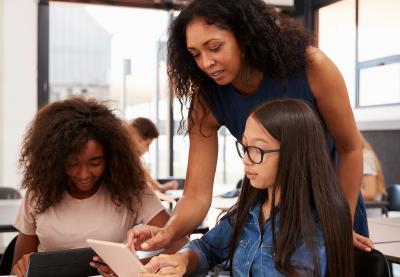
0, 187, 21, 200
157, 178, 185, 190
388, 184, 400, 211
354, 248, 391, 277
0, 235, 18, 275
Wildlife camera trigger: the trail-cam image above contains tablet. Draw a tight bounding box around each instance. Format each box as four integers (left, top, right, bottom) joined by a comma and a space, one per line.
25, 247, 98, 277
87, 239, 148, 277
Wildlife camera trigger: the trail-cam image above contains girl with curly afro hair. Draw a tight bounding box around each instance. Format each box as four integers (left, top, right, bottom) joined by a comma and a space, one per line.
12, 97, 187, 277
132, 0, 372, 261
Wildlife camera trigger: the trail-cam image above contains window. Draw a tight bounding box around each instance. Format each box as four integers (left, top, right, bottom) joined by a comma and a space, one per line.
318, 0, 400, 107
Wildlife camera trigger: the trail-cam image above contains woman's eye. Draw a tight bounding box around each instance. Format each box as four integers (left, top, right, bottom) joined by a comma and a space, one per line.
90, 161, 103, 167
210, 46, 221, 52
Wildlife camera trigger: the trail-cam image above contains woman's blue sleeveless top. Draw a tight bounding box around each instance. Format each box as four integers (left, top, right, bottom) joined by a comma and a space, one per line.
200, 72, 369, 236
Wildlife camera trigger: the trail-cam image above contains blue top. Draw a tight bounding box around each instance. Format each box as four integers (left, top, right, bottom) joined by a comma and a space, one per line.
199, 72, 369, 236
186, 198, 327, 276
200, 72, 335, 156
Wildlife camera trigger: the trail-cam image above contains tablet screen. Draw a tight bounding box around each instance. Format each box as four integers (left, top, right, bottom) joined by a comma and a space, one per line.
87, 239, 147, 277
25, 247, 98, 277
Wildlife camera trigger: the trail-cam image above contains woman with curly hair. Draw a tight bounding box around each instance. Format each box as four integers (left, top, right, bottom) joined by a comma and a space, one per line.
131, 0, 373, 254
11, 97, 186, 277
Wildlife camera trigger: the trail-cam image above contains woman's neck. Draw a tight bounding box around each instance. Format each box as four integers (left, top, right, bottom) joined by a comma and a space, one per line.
232, 69, 263, 95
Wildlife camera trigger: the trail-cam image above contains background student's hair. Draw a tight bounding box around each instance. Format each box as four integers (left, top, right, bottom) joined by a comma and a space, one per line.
227, 99, 354, 277
19, 97, 146, 213
130, 117, 159, 140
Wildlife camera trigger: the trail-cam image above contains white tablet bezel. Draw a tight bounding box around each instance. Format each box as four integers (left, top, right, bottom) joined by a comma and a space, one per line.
87, 239, 147, 277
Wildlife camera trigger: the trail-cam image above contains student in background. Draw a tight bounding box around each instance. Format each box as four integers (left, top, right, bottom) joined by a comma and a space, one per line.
127, 117, 178, 193
360, 134, 387, 217
138, 99, 355, 277
12, 98, 186, 277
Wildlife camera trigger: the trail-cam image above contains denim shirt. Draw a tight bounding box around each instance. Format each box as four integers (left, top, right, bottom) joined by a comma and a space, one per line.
187, 200, 327, 276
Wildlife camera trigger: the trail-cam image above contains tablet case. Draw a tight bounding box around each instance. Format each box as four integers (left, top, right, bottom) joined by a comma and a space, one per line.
25, 247, 98, 277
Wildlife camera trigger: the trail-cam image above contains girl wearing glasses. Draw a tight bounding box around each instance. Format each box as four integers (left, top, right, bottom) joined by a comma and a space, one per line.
131, 0, 372, 253
139, 99, 354, 277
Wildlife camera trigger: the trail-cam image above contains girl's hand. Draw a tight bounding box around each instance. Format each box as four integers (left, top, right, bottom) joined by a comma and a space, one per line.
353, 231, 374, 252
138, 254, 187, 276
12, 253, 32, 277
90, 255, 117, 276
126, 225, 174, 251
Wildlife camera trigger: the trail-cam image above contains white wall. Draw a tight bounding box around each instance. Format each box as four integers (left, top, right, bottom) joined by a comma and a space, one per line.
0, 0, 37, 189
355, 106, 400, 131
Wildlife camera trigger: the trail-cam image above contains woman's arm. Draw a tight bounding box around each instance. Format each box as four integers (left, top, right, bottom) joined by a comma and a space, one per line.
131, 97, 220, 251
307, 47, 362, 220
307, 48, 374, 251
12, 233, 39, 276
146, 210, 189, 254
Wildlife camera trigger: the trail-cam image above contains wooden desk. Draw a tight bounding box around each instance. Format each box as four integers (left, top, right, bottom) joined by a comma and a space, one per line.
375, 242, 400, 264
0, 199, 21, 232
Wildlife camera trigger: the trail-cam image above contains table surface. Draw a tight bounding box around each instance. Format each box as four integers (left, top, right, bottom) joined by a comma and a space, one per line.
368, 220, 400, 244
374, 242, 400, 263
0, 199, 21, 231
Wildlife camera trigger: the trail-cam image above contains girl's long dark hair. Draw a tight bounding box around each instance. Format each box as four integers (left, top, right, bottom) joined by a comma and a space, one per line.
226, 99, 354, 277
167, 0, 315, 133
20, 97, 147, 213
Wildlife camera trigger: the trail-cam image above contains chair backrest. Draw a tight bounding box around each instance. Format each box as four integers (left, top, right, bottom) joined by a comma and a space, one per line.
0, 235, 18, 275
0, 187, 22, 200
387, 184, 400, 211
157, 178, 185, 190
354, 248, 391, 277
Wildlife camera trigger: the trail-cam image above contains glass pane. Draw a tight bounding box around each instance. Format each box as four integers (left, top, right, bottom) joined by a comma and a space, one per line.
358, 0, 400, 62
49, 3, 114, 103
49, 2, 170, 176
359, 63, 400, 106
317, 0, 356, 107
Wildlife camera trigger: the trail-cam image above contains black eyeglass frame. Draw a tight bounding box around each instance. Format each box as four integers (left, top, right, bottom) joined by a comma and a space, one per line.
235, 140, 280, 164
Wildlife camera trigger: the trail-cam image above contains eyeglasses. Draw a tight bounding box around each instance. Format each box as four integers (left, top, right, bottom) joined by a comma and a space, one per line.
235, 140, 280, 164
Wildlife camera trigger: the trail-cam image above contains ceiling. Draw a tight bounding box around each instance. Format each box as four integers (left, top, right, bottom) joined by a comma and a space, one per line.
53, 0, 191, 10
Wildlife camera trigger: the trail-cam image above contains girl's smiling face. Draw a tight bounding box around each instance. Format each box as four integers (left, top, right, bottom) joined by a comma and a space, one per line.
65, 139, 105, 198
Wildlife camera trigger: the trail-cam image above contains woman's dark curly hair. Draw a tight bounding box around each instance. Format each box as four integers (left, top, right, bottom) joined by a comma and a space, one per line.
19, 97, 147, 213
168, 0, 315, 132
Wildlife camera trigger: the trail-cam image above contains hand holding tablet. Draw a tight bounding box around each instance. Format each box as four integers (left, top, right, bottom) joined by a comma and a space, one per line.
87, 239, 164, 277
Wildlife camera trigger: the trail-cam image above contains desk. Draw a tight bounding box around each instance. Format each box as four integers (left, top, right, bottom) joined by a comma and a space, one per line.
0, 199, 21, 232
368, 221, 400, 244
211, 197, 237, 212
375, 242, 400, 264
369, 217, 400, 228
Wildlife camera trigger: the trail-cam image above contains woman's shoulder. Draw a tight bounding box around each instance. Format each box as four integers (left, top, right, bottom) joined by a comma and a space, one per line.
306, 47, 329, 69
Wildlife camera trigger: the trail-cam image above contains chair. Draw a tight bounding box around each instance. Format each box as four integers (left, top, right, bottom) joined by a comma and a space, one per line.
0, 235, 18, 275
387, 184, 400, 211
0, 187, 21, 199
157, 178, 185, 190
354, 248, 391, 277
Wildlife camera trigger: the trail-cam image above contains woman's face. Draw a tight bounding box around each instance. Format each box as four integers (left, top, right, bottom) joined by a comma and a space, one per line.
186, 18, 242, 86
65, 139, 105, 197
135, 137, 153, 157
241, 116, 280, 190
129, 129, 153, 157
